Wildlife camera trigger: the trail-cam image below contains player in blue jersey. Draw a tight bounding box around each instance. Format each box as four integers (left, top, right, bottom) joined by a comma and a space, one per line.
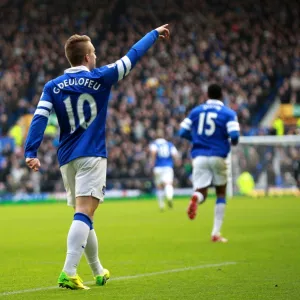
179, 84, 240, 243
24, 24, 170, 289
149, 134, 180, 210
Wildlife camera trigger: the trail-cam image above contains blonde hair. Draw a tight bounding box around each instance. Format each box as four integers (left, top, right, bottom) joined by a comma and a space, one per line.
65, 34, 91, 66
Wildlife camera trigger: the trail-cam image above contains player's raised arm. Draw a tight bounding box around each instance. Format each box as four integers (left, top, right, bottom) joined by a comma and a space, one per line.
226, 113, 240, 146
99, 24, 170, 86
24, 82, 53, 172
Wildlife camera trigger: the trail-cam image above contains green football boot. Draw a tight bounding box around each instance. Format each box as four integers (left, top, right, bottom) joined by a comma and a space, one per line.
95, 268, 110, 286
58, 271, 90, 290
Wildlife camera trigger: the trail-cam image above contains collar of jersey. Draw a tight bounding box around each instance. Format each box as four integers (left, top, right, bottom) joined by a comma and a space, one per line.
156, 138, 166, 143
64, 65, 90, 74
206, 99, 224, 106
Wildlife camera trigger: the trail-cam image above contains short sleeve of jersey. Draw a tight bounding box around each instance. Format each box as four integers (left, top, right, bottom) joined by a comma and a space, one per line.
226, 111, 240, 134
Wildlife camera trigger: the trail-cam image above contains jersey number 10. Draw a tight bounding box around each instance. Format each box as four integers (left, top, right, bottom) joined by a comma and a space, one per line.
197, 112, 217, 136
63, 93, 97, 133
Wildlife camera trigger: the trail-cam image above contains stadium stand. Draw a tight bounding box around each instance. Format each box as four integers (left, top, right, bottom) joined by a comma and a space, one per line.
1, 0, 300, 193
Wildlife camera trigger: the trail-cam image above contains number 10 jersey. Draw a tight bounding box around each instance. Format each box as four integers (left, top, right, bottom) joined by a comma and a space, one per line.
24, 30, 159, 166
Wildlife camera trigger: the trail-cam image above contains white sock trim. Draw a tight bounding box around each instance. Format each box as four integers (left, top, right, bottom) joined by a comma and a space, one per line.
193, 191, 204, 204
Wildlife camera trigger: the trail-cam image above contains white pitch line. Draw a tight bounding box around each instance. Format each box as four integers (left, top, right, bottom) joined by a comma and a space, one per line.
0, 262, 237, 296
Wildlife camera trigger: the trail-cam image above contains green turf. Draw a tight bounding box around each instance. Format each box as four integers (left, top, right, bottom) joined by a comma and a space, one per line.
0, 196, 299, 300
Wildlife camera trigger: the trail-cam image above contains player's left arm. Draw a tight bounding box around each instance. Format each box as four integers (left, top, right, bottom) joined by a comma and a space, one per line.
149, 144, 158, 169
24, 82, 53, 172
178, 113, 193, 142
226, 112, 240, 146
171, 145, 181, 167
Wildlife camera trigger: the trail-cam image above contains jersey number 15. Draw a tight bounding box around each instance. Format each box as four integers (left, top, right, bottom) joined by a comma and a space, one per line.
197, 112, 217, 136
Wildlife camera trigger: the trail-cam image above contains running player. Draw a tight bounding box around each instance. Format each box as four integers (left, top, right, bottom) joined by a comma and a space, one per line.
179, 84, 240, 242
149, 135, 180, 210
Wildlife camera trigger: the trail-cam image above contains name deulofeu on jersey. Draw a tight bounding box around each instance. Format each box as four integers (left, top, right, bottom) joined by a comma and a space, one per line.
53, 78, 101, 94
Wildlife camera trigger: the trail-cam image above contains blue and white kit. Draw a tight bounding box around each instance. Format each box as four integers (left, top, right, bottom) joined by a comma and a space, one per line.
179, 99, 240, 188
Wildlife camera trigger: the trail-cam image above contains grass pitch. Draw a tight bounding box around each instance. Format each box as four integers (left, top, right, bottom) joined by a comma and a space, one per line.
0, 196, 299, 300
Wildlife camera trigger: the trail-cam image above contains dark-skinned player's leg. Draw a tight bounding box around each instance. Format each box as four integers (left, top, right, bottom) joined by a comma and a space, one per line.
211, 184, 228, 243
188, 156, 211, 219
187, 187, 208, 220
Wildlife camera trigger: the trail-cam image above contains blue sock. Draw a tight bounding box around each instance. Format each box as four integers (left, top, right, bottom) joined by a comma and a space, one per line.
216, 197, 226, 204
74, 212, 93, 229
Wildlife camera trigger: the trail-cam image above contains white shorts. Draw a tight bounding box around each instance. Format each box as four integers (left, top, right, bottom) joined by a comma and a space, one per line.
60, 157, 107, 207
192, 156, 227, 190
153, 166, 174, 186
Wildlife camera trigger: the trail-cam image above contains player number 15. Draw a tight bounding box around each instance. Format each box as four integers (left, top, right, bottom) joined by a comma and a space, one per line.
198, 112, 217, 136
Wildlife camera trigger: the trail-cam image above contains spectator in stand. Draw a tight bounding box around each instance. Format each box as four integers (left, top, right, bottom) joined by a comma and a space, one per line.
1, 0, 300, 192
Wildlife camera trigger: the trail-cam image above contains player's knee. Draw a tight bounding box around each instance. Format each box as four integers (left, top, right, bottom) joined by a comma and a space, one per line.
156, 183, 163, 189
75, 206, 94, 218
75, 196, 99, 218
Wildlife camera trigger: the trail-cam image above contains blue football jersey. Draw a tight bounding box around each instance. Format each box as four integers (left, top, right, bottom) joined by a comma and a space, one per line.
24, 30, 159, 166
180, 99, 240, 158
150, 139, 178, 167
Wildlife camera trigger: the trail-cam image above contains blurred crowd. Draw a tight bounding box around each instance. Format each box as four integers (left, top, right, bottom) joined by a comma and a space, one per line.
1, 0, 300, 194
279, 71, 300, 105
233, 143, 300, 193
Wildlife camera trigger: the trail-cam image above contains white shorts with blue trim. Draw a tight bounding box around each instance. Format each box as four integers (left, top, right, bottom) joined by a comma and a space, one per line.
60, 157, 107, 207
153, 166, 174, 186
192, 156, 228, 190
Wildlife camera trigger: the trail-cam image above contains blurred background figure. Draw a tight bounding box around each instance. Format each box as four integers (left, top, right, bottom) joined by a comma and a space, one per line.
149, 131, 180, 210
